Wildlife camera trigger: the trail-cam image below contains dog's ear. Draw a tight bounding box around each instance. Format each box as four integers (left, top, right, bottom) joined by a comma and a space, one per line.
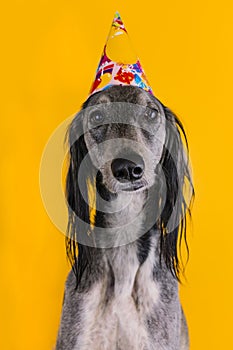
158, 107, 194, 281
65, 114, 96, 285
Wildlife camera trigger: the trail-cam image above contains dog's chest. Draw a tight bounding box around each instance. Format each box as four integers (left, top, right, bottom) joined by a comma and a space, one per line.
75, 244, 159, 350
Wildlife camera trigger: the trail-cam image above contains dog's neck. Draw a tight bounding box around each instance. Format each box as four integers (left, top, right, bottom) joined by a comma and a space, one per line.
95, 181, 160, 244
82, 184, 174, 299
95, 183, 153, 248
104, 190, 146, 226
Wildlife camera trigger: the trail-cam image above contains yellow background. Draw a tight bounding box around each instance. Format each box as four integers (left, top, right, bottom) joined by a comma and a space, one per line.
0, 0, 233, 349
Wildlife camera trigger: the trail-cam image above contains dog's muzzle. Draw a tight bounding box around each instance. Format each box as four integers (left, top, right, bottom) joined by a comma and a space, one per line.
111, 152, 145, 191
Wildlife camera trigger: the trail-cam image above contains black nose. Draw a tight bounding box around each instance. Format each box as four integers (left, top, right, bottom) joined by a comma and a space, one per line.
111, 154, 145, 182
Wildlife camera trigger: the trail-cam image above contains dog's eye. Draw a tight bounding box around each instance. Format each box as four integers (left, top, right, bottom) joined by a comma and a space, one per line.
145, 108, 159, 120
90, 110, 105, 124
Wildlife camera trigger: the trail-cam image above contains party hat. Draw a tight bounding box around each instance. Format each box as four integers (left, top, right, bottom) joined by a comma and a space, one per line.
89, 12, 153, 96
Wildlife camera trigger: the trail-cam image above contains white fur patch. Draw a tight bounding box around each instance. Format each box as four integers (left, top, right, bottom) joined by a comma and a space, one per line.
74, 238, 160, 350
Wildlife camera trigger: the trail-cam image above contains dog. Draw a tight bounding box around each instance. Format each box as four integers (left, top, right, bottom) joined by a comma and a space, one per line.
55, 85, 194, 350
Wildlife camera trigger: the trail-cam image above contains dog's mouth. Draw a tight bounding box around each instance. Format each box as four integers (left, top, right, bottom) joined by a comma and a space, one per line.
99, 171, 148, 194
120, 181, 145, 192
114, 178, 148, 193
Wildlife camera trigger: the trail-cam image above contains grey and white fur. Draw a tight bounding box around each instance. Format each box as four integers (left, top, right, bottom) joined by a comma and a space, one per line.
56, 85, 194, 350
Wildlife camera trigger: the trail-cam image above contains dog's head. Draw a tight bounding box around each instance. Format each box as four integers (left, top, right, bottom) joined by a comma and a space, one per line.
81, 86, 166, 194
66, 85, 194, 282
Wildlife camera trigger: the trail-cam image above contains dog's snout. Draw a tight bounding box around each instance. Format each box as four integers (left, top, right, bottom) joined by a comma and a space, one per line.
111, 154, 144, 182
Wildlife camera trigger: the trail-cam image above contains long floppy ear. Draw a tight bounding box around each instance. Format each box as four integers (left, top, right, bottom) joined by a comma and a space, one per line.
65, 113, 96, 285
159, 107, 194, 281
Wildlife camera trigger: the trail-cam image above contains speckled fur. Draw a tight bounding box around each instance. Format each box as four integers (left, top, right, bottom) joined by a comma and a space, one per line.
56, 86, 190, 350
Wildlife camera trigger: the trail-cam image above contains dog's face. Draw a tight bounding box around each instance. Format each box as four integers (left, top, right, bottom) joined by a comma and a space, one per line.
82, 86, 166, 194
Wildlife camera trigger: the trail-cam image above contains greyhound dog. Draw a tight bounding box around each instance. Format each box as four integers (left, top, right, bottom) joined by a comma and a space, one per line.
55, 85, 194, 350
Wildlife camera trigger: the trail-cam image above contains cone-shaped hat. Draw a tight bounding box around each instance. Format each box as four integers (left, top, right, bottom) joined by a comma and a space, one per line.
89, 12, 153, 96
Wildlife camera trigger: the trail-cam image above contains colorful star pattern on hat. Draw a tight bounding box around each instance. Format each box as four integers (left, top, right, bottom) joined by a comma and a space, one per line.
89, 12, 153, 96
